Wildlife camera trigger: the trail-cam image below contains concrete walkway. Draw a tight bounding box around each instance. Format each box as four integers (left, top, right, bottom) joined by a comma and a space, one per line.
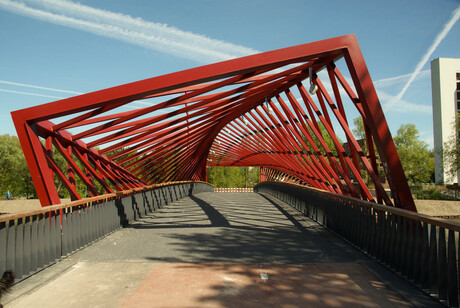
3, 193, 441, 307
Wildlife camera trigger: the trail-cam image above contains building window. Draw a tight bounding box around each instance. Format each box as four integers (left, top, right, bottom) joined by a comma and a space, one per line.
457, 72, 460, 80
457, 82, 460, 90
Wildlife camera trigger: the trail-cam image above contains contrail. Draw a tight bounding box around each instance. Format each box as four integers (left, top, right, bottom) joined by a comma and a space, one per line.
0, 88, 146, 110
0, 88, 65, 99
0, 80, 82, 94
373, 69, 430, 88
0, 0, 260, 63
392, 4, 460, 106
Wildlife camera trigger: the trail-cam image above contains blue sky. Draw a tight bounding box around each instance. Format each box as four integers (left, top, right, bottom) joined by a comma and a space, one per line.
0, 0, 459, 148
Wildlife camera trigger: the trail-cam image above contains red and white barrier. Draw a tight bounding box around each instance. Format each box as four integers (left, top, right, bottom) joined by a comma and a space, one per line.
214, 187, 253, 192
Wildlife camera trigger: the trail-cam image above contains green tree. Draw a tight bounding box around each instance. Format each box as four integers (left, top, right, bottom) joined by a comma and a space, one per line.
207, 166, 260, 188
305, 121, 342, 156
0, 134, 36, 198
352, 116, 366, 140
45, 143, 109, 198
246, 166, 260, 187
393, 124, 434, 184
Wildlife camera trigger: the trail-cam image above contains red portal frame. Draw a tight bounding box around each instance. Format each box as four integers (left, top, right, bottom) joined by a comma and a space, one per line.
11, 34, 417, 211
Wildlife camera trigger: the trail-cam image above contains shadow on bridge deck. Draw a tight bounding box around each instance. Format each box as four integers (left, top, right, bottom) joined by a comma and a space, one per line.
4, 192, 441, 307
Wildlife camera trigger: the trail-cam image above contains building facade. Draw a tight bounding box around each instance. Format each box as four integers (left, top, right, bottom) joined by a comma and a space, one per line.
431, 58, 460, 184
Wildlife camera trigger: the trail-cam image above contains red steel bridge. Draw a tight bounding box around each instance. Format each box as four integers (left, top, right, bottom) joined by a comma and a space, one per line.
11, 34, 416, 212
6, 36, 460, 306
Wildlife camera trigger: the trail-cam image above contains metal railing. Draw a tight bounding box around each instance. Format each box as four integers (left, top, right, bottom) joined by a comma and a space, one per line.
0, 181, 213, 281
255, 181, 460, 307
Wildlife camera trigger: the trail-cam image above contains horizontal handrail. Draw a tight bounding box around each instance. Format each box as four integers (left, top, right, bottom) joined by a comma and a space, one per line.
0, 181, 212, 223
255, 181, 460, 231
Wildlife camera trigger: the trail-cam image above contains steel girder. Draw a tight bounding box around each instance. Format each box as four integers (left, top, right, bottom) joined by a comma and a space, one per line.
11, 34, 417, 211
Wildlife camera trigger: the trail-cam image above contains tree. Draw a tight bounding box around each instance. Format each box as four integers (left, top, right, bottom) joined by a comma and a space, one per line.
207, 166, 260, 188
352, 116, 366, 140
393, 124, 434, 184
0, 134, 36, 198
305, 121, 342, 156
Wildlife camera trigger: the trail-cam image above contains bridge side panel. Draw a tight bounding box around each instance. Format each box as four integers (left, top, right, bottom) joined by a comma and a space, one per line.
254, 181, 459, 307
0, 182, 213, 282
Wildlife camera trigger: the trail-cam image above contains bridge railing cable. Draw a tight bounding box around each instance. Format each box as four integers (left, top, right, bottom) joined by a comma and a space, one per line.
255, 181, 460, 307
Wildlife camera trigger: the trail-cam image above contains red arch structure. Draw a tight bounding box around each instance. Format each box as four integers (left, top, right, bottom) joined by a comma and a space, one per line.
11, 34, 417, 211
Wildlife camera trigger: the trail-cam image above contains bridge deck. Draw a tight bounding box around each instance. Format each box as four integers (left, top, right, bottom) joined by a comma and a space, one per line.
5, 192, 440, 307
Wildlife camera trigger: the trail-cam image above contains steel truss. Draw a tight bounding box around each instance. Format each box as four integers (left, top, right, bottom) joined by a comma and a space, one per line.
11, 34, 416, 211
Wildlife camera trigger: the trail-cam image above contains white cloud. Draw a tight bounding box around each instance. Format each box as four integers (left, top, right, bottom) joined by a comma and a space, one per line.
415, 129, 435, 148
0, 0, 260, 63
378, 91, 432, 114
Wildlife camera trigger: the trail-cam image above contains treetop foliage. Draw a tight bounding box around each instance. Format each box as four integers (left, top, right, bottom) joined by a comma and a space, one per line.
0, 134, 35, 198
207, 166, 259, 188
393, 123, 434, 184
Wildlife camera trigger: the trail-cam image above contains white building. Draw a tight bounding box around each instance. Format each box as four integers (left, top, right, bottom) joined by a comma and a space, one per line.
431, 58, 460, 184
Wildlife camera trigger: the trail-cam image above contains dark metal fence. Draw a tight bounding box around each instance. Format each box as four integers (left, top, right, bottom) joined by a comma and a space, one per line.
255, 181, 460, 307
0, 181, 213, 281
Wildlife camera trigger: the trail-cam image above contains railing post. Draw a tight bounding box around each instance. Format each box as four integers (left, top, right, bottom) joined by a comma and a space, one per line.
6, 220, 15, 273
420, 222, 430, 291
382, 211, 391, 265
0, 221, 6, 274
401, 217, 409, 277
23, 216, 31, 277
37, 214, 45, 270
51, 211, 59, 262
388, 213, 397, 269
447, 229, 459, 307
429, 224, 439, 296
61, 209, 68, 257
44, 212, 51, 266
15, 218, 24, 279
413, 221, 422, 285
438, 227, 448, 302
406, 219, 415, 281
30, 215, 38, 272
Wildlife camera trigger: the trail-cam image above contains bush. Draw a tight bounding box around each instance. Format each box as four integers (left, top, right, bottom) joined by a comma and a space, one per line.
416, 187, 456, 200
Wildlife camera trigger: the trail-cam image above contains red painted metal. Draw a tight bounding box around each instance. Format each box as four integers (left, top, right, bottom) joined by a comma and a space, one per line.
11, 34, 416, 211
